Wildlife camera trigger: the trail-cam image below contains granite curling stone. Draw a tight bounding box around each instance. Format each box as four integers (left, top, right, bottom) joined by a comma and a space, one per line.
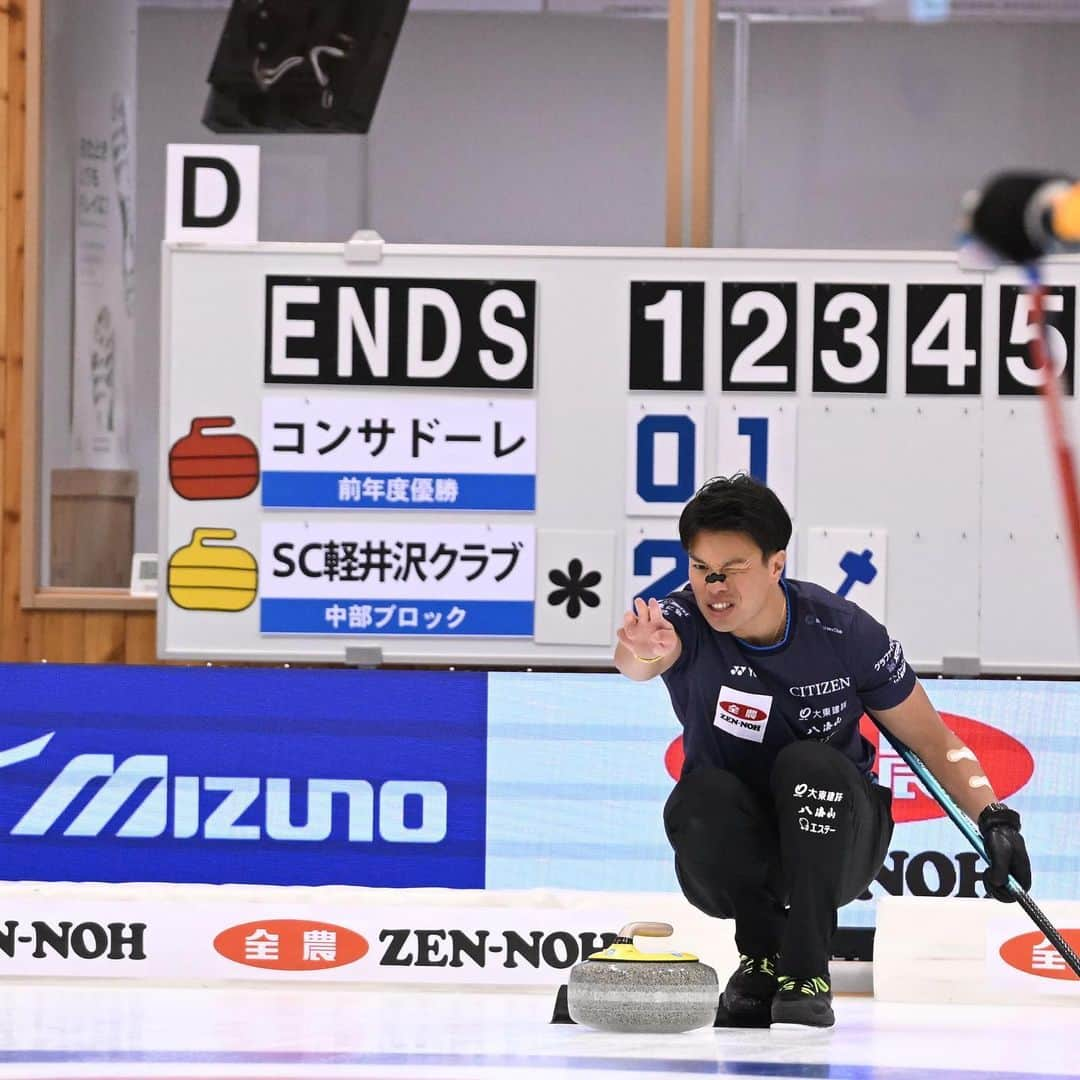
566, 921, 718, 1034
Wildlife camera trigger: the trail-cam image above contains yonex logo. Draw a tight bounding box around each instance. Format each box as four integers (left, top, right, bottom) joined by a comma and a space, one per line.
729, 665, 757, 678
0, 733, 447, 844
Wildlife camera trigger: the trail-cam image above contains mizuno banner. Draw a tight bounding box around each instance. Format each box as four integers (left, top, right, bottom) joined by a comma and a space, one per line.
0, 666, 487, 888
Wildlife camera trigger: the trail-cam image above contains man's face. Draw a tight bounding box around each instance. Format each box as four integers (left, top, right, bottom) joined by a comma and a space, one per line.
686, 530, 785, 635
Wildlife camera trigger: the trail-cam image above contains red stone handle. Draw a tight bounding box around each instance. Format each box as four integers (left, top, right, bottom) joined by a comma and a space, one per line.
189, 417, 236, 436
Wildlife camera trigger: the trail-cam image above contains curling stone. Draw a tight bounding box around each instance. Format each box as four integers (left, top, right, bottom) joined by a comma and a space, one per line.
566, 921, 718, 1034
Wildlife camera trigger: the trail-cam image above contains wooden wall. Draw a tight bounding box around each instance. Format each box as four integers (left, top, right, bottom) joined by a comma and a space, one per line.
0, 2, 157, 665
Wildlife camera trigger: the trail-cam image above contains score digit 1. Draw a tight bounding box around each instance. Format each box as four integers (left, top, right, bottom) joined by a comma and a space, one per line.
715, 402, 797, 519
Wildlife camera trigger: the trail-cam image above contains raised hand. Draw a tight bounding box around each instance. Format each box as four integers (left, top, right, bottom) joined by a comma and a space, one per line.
617, 596, 678, 662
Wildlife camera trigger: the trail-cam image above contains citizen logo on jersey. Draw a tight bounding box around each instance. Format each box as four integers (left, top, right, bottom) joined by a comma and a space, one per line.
789, 677, 852, 698
713, 686, 772, 743
729, 665, 757, 678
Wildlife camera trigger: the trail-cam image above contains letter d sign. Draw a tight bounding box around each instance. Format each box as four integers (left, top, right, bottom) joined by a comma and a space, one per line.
166, 144, 259, 242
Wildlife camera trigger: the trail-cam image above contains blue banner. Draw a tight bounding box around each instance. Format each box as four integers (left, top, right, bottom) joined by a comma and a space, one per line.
260, 599, 534, 636
261, 472, 536, 511
2, 665, 1076, 928
484, 674, 1080, 925
0, 666, 487, 888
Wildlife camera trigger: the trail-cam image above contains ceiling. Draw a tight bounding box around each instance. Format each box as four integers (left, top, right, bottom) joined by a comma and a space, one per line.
135, 0, 1080, 22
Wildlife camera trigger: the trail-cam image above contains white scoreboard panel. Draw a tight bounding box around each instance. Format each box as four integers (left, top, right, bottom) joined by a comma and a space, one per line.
160, 244, 1080, 673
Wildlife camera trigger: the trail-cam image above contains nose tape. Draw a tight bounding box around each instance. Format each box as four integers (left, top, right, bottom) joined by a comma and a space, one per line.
704, 572, 727, 584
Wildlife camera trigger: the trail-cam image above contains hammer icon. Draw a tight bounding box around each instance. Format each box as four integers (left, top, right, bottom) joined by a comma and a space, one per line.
836, 549, 877, 598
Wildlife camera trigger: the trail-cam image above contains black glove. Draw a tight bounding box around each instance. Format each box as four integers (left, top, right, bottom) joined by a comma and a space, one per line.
977, 803, 1032, 903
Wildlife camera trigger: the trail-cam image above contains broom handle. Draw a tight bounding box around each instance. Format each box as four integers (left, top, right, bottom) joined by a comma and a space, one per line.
1025, 273, 1080, 622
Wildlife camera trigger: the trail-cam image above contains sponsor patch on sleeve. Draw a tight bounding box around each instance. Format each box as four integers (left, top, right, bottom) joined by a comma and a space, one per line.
659, 598, 691, 620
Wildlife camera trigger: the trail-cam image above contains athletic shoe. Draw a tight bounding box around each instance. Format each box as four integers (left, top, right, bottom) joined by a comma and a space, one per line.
770, 974, 835, 1027
716, 953, 779, 1027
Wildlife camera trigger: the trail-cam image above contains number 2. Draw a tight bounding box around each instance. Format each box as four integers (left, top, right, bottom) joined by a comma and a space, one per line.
729, 291, 789, 384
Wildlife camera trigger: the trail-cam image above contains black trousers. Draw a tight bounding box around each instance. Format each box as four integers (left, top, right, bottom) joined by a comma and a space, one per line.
663, 740, 893, 979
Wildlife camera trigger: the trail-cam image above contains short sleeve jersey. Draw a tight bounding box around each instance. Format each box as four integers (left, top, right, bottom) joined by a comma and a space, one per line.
659, 577, 916, 796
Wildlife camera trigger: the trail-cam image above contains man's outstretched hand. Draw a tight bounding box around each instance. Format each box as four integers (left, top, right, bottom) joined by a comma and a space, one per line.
617, 596, 678, 662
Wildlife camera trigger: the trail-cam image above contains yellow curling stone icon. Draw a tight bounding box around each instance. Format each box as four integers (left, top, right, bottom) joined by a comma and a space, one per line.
168, 527, 258, 612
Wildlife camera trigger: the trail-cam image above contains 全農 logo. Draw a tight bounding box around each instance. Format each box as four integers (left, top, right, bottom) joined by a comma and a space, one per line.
717, 701, 766, 723
664, 712, 1036, 816
998, 929, 1080, 982
214, 920, 369, 971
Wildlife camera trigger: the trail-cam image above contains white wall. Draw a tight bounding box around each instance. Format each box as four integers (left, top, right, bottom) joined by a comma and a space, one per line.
734, 20, 1080, 249
368, 13, 668, 245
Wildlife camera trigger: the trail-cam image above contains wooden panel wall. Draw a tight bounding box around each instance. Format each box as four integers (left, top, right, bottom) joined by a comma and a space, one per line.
0, 2, 157, 664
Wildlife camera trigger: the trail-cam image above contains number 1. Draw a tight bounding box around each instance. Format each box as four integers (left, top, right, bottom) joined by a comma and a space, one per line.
737, 416, 769, 482
643, 290, 684, 383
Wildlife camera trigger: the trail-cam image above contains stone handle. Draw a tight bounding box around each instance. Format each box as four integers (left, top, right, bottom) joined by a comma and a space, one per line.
618, 922, 673, 939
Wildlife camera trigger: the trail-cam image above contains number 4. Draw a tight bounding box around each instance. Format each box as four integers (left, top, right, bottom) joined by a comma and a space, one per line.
911, 292, 976, 387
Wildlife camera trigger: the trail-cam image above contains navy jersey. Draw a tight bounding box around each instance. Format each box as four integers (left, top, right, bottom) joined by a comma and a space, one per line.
659, 577, 917, 797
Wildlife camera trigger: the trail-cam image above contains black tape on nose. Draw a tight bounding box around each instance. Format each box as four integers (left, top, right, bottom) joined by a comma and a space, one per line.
705, 572, 726, 584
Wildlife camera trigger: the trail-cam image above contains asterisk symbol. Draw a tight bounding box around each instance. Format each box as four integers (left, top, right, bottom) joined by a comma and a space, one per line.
547, 559, 602, 619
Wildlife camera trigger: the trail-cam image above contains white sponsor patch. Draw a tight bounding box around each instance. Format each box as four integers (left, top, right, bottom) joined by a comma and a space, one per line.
713, 685, 773, 743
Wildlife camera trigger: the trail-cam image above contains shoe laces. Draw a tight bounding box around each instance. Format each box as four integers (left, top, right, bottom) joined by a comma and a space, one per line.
778, 975, 830, 995
738, 953, 778, 976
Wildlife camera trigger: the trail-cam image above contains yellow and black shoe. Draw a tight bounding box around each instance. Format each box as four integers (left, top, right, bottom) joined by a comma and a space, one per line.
770, 974, 835, 1027
715, 953, 779, 1028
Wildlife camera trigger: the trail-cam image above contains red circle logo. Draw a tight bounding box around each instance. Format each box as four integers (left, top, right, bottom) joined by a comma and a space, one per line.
718, 702, 766, 723
999, 929, 1080, 981
213, 919, 369, 971
664, 712, 1035, 825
